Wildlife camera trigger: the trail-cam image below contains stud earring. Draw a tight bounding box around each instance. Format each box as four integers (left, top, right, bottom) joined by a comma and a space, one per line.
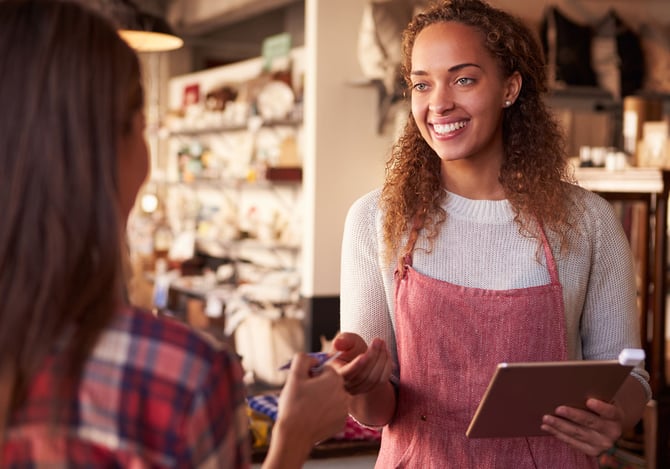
504, 100, 512, 108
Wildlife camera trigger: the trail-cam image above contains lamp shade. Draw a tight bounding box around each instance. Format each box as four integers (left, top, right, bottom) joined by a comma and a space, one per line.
110, 0, 183, 52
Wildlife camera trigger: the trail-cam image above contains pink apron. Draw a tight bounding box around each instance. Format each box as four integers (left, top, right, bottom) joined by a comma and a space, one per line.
375, 229, 598, 468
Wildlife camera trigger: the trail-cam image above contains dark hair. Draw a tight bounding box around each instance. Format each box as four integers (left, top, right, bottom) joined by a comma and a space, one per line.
381, 0, 575, 263
0, 0, 143, 429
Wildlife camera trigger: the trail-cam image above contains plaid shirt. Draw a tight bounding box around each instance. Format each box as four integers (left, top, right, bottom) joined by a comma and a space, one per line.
2, 306, 250, 468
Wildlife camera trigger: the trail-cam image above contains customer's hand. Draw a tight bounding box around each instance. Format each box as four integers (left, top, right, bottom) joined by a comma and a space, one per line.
264, 353, 349, 469
333, 332, 394, 395
277, 352, 349, 443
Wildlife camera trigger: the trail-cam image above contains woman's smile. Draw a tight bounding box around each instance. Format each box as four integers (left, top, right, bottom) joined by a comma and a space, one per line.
431, 119, 469, 137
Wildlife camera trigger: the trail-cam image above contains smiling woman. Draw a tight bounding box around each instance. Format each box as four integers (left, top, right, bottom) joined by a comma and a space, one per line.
335, 0, 651, 468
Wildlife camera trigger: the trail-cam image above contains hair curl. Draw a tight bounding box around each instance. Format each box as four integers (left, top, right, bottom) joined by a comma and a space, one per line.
381, 0, 576, 264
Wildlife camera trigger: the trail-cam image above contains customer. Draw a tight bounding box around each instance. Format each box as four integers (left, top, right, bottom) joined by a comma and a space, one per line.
0, 1, 348, 467
334, 0, 651, 467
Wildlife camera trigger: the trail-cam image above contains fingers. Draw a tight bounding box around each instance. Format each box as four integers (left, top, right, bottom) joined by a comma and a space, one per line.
332, 335, 395, 396
295, 360, 350, 443
540, 401, 623, 457
274, 356, 350, 452
585, 398, 620, 421
313, 397, 349, 442
333, 332, 368, 362
286, 352, 319, 381
341, 338, 393, 394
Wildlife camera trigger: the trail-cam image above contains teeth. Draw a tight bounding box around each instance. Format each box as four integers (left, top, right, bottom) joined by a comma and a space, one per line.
433, 121, 467, 134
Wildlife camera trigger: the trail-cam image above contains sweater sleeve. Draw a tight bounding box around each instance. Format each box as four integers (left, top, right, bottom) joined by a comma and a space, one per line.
577, 191, 651, 399
340, 190, 399, 369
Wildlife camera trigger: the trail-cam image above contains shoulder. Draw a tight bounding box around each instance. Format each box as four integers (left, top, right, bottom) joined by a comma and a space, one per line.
348, 188, 381, 212
343, 188, 383, 245
345, 188, 382, 224
564, 182, 614, 209
96, 307, 242, 392
563, 182, 622, 231
560, 183, 632, 258
82, 307, 246, 465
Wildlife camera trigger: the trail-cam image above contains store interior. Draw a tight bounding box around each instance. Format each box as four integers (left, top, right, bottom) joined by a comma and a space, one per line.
99, 0, 670, 466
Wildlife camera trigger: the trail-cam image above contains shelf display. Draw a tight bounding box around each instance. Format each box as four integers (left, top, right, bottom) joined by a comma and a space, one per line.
127, 48, 306, 385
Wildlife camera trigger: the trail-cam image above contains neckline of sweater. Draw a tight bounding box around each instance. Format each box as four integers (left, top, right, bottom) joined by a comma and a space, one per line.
444, 190, 515, 223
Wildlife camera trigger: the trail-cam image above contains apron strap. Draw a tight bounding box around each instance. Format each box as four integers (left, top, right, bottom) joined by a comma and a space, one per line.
538, 225, 561, 285
396, 214, 424, 275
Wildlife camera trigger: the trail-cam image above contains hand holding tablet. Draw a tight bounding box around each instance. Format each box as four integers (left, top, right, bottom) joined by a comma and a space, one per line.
466, 349, 645, 438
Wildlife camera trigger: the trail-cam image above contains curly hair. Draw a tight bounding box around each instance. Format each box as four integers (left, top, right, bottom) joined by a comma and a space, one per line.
380, 0, 577, 264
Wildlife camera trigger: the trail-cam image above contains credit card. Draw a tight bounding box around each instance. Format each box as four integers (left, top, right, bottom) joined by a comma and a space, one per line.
278, 351, 342, 374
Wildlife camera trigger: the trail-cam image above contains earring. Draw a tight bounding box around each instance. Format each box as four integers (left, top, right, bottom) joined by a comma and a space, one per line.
504, 100, 512, 108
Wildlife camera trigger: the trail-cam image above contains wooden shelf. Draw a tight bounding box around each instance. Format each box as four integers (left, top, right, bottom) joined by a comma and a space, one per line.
572, 166, 664, 193
167, 117, 302, 137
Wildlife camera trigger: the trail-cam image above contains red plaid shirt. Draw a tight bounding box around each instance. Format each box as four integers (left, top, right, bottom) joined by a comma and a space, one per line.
2, 306, 250, 468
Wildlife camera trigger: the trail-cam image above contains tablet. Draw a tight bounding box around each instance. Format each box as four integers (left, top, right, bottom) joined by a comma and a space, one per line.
465, 360, 634, 438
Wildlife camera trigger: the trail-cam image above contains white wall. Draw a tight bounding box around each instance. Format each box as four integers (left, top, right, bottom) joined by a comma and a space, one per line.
301, 0, 391, 297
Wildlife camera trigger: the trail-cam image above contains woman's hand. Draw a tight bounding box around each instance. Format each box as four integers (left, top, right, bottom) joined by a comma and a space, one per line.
540, 375, 647, 457
330, 332, 397, 426
333, 332, 394, 395
540, 398, 623, 457
264, 353, 349, 469
276, 352, 350, 443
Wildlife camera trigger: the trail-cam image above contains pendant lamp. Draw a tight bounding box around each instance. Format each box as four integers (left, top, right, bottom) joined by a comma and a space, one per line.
108, 0, 183, 52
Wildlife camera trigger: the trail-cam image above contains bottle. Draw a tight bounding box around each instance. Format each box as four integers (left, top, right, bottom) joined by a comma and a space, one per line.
153, 212, 173, 261
152, 257, 170, 314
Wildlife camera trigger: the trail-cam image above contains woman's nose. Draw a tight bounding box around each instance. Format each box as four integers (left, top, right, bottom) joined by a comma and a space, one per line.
428, 89, 455, 114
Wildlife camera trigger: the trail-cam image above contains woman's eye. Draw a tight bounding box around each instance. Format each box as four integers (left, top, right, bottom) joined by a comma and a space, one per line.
456, 77, 475, 86
412, 82, 427, 91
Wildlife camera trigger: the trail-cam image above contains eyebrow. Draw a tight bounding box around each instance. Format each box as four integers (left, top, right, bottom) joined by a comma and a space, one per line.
410, 62, 482, 76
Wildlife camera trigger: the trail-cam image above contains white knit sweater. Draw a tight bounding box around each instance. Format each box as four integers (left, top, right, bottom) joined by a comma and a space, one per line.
340, 184, 651, 395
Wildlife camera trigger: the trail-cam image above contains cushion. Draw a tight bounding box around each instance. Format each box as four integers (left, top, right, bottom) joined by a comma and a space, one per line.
638, 21, 670, 94
592, 10, 645, 98
540, 6, 598, 88
358, 0, 413, 93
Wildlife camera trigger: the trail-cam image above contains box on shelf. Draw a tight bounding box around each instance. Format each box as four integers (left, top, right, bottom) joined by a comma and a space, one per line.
265, 166, 302, 182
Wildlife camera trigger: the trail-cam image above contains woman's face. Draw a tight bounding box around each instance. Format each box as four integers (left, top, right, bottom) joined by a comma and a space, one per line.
117, 110, 149, 221
410, 21, 520, 168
